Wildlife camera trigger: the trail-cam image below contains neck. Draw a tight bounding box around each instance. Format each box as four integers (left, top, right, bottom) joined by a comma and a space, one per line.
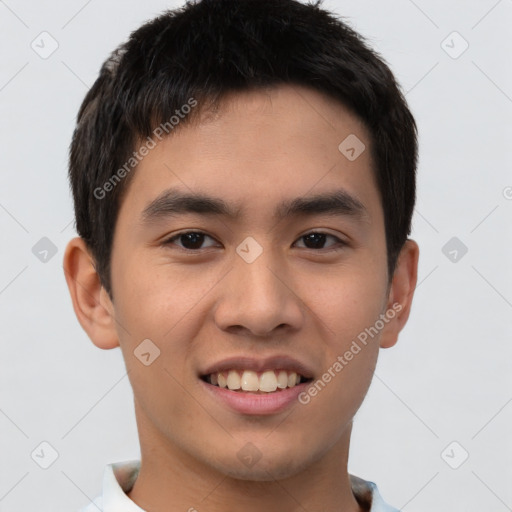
127, 403, 364, 512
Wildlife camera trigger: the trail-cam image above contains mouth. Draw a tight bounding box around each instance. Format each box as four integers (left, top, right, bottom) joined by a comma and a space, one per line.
200, 369, 313, 394
198, 356, 315, 415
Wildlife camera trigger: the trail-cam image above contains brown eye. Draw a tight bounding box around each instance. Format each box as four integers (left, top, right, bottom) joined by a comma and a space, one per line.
163, 231, 218, 251
295, 232, 345, 250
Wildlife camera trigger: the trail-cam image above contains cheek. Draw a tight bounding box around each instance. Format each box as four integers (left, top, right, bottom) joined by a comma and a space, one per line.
110, 261, 207, 425
299, 262, 387, 346
297, 270, 384, 428
110, 259, 225, 409
299, 260, 386, 419
112, 254, 217, 339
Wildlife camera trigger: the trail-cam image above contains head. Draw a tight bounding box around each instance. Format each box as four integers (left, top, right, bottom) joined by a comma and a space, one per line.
64, 0, 419, 482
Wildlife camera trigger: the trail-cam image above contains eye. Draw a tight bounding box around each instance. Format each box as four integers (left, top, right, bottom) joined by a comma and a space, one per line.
162, 230, 347, 252
294, 232, 346, 251
163, 231, 219, 251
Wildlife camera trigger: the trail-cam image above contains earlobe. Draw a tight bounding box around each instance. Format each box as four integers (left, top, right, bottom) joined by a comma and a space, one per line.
379, 239, 420, 349
63, 237, 120, 350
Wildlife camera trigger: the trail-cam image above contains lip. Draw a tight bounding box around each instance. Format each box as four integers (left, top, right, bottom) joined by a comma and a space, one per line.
199, 378, 310, 415
199, 354, 315, 380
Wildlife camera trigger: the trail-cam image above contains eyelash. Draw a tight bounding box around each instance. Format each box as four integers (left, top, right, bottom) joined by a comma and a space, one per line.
161, 230, 347, 253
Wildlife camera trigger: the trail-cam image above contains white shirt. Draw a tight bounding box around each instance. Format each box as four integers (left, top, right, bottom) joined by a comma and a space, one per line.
80, 460, 400, 512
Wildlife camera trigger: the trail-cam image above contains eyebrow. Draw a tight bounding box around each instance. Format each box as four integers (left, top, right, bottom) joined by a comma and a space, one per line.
140, 187, 370, 225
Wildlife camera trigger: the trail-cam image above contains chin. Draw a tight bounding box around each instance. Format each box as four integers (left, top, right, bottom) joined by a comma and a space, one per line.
209, 449, 312, 482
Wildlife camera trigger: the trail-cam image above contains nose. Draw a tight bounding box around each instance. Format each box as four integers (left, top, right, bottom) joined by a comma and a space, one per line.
213, 247, 304, 338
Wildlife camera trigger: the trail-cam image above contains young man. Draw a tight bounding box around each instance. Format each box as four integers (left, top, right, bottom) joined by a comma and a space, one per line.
63, 0, 419, 510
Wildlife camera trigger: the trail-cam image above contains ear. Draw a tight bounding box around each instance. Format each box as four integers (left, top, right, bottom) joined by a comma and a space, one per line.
63, 237, 119, 350
379, 239, 419, 349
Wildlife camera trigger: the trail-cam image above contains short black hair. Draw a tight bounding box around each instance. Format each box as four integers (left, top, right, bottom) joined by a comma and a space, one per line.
68, 0, 418, 299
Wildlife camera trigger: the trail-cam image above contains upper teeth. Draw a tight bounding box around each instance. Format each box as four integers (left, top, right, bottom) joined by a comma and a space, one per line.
209, 370, 303, 392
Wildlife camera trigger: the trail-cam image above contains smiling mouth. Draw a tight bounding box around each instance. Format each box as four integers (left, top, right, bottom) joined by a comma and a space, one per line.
200, 369, 312, 393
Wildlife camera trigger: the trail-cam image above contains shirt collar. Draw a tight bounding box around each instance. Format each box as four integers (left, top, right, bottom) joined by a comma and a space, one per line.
95, 460, 399, 512
101, 460, 144, 511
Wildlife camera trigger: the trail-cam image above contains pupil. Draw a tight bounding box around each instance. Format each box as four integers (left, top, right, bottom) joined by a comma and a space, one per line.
304, 233, 326, 249
182, 232, 204, 249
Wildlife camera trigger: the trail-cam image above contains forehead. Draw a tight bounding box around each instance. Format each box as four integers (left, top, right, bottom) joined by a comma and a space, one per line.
118, 84, 381, 225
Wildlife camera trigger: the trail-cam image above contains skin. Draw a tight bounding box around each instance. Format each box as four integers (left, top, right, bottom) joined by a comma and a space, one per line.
64, 84, 419, 512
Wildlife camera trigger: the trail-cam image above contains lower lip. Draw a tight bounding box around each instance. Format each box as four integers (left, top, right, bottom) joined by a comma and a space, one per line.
199, 379, 310, 415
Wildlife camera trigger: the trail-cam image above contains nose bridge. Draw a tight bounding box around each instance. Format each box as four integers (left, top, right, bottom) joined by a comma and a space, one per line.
234, 242, 285, 311
238, 247, 281, 299
214, 240, 303, 336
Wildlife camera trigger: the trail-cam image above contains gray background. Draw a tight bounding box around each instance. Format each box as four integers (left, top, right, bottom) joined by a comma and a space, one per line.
0, 0, 511, 510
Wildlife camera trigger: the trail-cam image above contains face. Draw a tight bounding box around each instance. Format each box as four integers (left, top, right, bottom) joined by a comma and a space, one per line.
90, 85, 410, 480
